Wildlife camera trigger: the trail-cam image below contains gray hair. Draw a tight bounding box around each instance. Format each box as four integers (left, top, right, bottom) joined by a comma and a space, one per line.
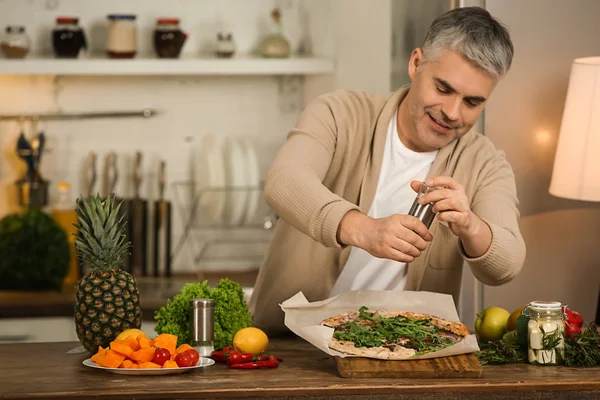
421, 6, 514, 77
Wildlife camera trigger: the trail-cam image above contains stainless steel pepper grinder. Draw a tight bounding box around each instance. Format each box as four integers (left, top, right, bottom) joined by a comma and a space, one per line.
408, 182, 441, 229
190, 298, 215, 358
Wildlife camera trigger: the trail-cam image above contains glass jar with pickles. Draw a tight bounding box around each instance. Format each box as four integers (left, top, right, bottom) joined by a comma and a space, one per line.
525, 300, 565, 365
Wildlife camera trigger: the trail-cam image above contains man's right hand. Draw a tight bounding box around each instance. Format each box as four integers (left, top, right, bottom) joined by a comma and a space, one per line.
337, 210, 433, 263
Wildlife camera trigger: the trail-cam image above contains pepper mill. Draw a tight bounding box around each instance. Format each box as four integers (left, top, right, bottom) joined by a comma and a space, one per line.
190, 298, 215, 358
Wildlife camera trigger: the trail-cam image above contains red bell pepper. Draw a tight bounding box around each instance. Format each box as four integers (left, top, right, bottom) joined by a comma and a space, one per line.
565, 307, 584, 337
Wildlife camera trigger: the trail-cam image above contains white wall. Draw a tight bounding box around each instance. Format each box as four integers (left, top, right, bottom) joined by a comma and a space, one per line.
482, 0, 600, 323
0, 0, 393, 274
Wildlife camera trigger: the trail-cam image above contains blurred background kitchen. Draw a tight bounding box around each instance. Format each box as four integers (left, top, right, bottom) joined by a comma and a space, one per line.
0, 0, 598, 342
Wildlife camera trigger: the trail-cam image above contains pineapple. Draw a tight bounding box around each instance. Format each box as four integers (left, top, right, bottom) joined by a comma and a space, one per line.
73, 193, 141, 353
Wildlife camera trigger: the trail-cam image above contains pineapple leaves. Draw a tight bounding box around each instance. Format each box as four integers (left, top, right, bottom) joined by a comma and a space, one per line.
73, 193, 130, 272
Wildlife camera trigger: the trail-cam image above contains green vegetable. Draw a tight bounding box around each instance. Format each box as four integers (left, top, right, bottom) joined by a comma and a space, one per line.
561, 324, 600, 367
476, 338, 527, 365
154, 279, 252, 349
515, 313, 529, 349
210, 278, 253, 350
502, 330, 518, 343
0, 209, 70, 290
332, 306, 456, 355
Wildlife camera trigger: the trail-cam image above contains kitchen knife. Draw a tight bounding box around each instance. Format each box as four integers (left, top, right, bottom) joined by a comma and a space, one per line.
83, 152, 96, 198
153, 161, 172, 277
129, 151, 148, 277
104, 152, 132, 273
103, 152, 118, 197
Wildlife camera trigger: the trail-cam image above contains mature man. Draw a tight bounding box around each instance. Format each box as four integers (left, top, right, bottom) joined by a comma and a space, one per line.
249, 6, 526, 334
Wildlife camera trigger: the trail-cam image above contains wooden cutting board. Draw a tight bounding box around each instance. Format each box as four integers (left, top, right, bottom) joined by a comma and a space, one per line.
334, 353, 483, 379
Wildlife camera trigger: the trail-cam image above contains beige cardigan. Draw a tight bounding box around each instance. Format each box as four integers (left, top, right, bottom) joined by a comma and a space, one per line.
249, 87, 526, 334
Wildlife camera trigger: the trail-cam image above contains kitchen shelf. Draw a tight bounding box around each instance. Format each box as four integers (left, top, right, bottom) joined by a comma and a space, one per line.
0, 55, 335, 76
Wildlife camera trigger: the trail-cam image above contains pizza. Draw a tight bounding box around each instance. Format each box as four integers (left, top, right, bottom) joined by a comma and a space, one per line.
321, 306, 469, 360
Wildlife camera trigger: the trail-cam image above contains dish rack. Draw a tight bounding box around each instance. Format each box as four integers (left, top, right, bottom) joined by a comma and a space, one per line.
171, 180, 277, 279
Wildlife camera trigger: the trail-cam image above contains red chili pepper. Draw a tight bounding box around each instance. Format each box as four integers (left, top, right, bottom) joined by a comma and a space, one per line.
229, 359, 279, 369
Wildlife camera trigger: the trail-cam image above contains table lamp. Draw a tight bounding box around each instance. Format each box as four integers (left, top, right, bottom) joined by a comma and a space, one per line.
549, 56, 600, 324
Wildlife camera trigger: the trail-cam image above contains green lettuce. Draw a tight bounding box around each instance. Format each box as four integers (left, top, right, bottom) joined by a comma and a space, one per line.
153, 279, 252, 349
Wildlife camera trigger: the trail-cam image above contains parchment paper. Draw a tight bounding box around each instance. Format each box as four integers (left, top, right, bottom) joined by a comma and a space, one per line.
280, 290, 480, 360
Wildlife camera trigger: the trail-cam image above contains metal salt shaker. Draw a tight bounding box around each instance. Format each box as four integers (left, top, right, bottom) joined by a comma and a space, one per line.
408, 182, 440, 229
190, 298, 215, 357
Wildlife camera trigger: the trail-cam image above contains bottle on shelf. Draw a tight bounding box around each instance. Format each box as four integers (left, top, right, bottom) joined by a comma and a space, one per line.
259, 8, 290, 58
51, 182, 80, 291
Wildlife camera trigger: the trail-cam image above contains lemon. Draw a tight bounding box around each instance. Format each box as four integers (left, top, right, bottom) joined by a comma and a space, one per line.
233, 327, 269, 355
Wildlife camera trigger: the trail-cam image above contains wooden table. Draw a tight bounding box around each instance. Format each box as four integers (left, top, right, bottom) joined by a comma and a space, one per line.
1, 338, 599, 400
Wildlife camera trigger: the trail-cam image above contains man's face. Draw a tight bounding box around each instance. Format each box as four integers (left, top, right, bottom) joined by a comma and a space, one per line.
401, 48, 498, 152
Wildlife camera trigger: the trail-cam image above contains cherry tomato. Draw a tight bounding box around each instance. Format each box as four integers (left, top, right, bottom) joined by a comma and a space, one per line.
226, 350, 243, 366
151, 348, 171, 366
174, 351, 194, 367
184, 348, 199, 366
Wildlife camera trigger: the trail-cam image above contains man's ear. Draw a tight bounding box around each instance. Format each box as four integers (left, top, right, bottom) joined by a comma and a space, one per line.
408, 48, 424, 80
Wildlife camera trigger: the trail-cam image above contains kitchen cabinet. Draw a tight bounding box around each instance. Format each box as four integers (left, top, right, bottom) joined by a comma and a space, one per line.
0, 317, 77, 343
0, 317, 158, 343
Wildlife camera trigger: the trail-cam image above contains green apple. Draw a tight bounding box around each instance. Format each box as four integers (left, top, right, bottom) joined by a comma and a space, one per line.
475, 306, 510, 342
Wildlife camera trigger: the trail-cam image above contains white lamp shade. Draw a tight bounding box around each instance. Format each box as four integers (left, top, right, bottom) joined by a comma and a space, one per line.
550, 57, 600, 202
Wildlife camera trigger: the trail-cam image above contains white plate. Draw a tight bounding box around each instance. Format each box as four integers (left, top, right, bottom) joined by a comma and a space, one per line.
224, 136, 248, 225
195, 134, 226, 223
82, 357, 215, 375
242, 139, 261, 224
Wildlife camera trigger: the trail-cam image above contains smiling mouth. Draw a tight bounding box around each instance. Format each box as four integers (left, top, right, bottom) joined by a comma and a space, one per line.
428, 113, 451, 130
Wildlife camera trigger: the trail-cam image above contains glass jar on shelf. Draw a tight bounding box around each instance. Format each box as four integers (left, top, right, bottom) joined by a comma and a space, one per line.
525, 300, 566, 365
106, 14, 137, 59
52, 17, 87, 58
1, 25, 30, 59
153, 18, 187, 59
215, 32, 235, 58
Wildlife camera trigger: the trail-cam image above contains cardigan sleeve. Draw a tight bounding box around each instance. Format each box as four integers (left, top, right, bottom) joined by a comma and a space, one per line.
263, 94, 360, 248
459, 149, 526, 285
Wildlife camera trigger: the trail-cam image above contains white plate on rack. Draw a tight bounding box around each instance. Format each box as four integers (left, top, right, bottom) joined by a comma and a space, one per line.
224, 136, 248, 226
82, 357, 215, 376
195, 134, 226, 223
242, 139, 261, 224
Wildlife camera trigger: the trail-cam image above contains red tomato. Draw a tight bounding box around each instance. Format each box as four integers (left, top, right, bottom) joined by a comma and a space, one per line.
226, 350, 243, 366
174, 351, 194, 367
152, 348, 171, 366
184, 348, 199, 366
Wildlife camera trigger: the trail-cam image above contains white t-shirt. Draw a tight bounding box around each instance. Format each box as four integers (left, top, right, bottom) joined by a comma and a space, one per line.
330, 111, 438, 296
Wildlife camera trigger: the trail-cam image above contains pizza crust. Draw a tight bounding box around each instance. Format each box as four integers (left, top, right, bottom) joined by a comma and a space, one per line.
329, 340, 416, 360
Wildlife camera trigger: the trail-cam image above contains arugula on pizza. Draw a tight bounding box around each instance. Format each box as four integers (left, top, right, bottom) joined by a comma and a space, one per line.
321, 306, 469, 360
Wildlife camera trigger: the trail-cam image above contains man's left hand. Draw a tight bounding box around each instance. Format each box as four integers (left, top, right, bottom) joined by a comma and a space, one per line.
410, 177, 476, 238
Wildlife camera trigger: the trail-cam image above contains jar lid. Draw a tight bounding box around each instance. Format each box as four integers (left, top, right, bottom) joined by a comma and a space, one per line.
107, 14, 137, 20
156, 18, 180, 25
529, 300, 563, 310
190, 298, 215, 309
56, 17, 79, 24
